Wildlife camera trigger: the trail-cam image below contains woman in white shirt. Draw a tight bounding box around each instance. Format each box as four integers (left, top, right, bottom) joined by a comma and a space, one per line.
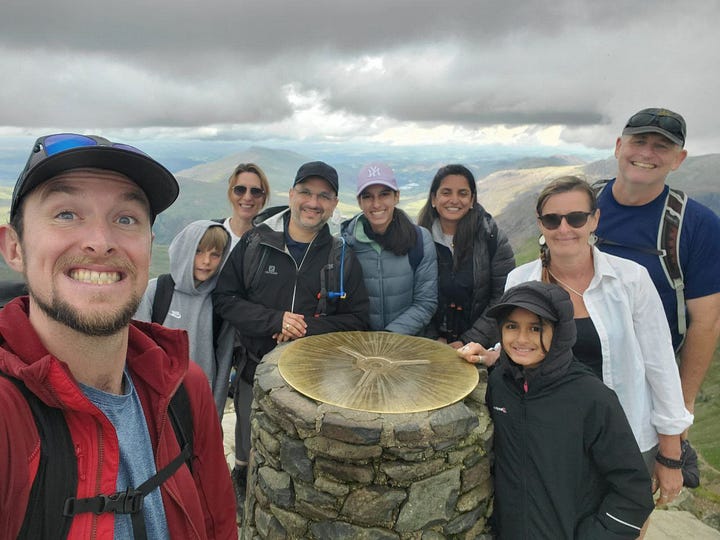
460, 176, 691, 515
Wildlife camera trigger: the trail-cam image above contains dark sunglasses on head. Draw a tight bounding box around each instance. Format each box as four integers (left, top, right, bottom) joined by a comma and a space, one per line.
38, 133, 148, 158
538, 211, 593, 230
233, 185, 265, 198
625, 112, 684, 141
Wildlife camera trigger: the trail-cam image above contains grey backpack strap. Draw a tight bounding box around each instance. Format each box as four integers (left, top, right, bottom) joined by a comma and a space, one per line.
658, 188, 688, 339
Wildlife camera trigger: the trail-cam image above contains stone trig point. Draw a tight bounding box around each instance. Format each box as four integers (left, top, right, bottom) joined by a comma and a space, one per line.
242, 332, 494, 539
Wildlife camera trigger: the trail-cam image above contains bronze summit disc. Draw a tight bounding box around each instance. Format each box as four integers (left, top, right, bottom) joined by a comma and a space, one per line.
277, 331, 479, 413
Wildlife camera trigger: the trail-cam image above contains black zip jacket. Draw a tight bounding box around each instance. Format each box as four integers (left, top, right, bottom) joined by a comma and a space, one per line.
486, 282, 654, 539
426, 205, 515, 346
213, 207, 369, 367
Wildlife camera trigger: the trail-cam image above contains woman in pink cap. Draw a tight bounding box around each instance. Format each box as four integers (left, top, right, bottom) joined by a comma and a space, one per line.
341, 163, 437, 335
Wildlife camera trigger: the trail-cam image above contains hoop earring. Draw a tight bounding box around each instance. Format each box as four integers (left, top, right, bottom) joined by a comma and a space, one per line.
538, 234, 546, 246
588, 232, 598, 246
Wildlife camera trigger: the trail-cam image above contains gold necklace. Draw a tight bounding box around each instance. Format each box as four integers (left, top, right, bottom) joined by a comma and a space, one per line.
547, 269, 586, 298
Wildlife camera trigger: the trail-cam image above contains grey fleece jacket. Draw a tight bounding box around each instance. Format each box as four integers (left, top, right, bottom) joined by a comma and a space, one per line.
135, 220, 234, 417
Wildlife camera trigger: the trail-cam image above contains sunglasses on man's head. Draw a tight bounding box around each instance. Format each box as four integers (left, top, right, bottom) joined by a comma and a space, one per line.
538, 211, 593, 230
37, 133, 148, 158
232, 185, 265, 198
625, 112, 684, 141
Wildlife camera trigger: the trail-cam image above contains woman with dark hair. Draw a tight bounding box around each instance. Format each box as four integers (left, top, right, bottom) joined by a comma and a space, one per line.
221, 162, 270, 249
417, 164, 515, 359
341, 163, 437, 335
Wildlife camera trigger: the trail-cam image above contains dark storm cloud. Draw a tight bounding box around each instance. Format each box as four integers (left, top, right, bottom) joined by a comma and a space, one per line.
0, 0, 718, 151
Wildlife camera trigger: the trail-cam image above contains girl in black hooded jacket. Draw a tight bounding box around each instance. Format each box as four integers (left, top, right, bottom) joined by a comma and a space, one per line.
460, 281, 653, 539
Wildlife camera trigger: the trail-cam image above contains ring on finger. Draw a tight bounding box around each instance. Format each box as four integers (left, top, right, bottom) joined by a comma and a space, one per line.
284, 323, 290, 330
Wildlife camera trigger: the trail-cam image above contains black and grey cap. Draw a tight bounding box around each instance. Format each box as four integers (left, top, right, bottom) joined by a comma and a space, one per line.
622, 107, 686, 147
11, 133, 179, 222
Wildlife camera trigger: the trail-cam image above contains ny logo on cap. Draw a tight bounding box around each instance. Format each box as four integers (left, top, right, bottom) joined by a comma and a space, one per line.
366, 166, 382, 178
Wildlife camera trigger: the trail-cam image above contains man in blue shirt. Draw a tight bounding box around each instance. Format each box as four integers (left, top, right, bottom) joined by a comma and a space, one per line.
596, 108, 720, 425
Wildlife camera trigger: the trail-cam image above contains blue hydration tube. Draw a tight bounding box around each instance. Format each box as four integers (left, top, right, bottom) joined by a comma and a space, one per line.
327, 236, 347, 299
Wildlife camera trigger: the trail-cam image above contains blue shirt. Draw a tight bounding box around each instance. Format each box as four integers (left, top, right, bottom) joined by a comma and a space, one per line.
80, 372, 170, 540
596, 179, 720, 349
284, 229, 310, 267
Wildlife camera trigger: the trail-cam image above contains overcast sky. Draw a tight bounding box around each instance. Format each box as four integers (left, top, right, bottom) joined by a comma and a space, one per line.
2, 0, 719, 157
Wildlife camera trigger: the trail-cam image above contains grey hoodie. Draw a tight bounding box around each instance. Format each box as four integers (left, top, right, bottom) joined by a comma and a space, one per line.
135, 220, 234, 416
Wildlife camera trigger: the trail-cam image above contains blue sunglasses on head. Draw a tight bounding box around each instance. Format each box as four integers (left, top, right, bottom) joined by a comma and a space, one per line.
36, 133, 149, 158
12, 132, 179, 221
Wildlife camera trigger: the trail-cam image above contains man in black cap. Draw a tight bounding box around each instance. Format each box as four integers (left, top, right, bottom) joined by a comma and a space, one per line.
0, 134, 237, 538
596, 109, 720, 478
213, 161, 369, 508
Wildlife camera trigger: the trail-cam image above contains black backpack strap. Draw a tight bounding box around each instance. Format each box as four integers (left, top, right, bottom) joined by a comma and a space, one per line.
408, 226, 424, 272
0, 372, 76, 540
63, 448, 191, 540
315, 237, 347, 317
242, 230, 268, 292
483, 215, 499, 261
151, 274, 175, 324
62, 383, 194, 540
168, 382, 194, 474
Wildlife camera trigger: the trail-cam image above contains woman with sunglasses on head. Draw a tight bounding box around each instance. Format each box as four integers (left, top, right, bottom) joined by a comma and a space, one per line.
221, 163, 270, 249
341, 163, 437, 335
464, 176, 692, 527
417, 164, 515, 360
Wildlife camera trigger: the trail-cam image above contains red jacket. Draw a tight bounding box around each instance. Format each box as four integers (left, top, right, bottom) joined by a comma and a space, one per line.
0, 297, 237, 539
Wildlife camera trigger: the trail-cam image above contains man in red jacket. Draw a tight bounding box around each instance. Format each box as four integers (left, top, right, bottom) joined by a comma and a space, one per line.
0, 134, 237, 539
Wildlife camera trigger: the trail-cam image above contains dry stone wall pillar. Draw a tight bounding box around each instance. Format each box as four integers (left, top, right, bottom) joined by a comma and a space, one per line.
242, 345, 494, 539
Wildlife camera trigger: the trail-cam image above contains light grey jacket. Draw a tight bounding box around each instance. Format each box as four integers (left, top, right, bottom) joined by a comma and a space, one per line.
135, 220, 234, 417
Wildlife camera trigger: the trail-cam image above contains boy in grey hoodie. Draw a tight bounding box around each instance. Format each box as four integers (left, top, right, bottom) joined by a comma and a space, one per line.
136, 220, 234, 417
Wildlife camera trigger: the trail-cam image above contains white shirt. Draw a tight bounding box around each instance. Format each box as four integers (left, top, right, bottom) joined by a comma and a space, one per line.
506, 247, 693, 451
222, 217, 243, 250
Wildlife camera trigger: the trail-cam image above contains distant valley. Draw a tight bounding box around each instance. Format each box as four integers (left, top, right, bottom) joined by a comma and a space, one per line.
0, 146, 718, 280
161, 146, 720, 252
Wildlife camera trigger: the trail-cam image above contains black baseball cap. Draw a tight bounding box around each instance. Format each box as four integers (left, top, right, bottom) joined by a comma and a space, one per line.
622, 107, 686, 147
487, 282, 561, 322
11, 133, 179, 222
293, 161, 339, 194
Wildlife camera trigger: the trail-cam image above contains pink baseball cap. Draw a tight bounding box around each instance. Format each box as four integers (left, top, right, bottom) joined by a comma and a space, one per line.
356, 163, 399, 196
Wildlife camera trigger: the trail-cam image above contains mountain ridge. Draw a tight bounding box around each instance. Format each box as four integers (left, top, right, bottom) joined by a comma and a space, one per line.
158, 146, 720, 252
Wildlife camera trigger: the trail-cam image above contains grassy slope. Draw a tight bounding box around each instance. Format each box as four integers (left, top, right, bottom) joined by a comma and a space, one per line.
689, 346, 720, 519
694, 347, 720, 468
